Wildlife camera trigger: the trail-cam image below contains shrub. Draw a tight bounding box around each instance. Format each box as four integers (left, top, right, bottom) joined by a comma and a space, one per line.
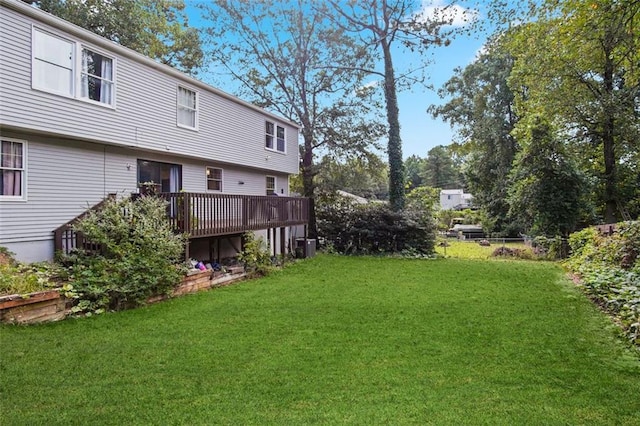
532, 235, 569, 260
565, 221, 640, 346
567, 227, 600, 260
237, 233, 273, 277
0, 247, 66, 296
60, 195, 187, 314
491, 246, 532, 259
316, 193, 436, 255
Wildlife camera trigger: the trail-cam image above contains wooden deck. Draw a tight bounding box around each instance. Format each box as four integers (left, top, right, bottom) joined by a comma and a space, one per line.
54, 193, 310, 256
159, 193, 309, 237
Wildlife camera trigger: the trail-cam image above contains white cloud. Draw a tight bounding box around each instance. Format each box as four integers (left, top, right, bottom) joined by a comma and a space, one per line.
361, 80, 381, 89
354, 79, 381, 96
414, 0, 479, 27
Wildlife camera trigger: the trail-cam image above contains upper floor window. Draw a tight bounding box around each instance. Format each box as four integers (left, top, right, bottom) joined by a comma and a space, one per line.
1, 139, 26, 199
32, 28, 115, 107
266, 121, 285, 153
266, 176, 276, 195
206, 167, 222, 191
32, 29, 74, 97
177, 86, 198, 129
81, 48, 114, 104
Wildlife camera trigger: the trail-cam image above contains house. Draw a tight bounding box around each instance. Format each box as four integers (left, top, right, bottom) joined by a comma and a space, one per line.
439, 189, 473, 211
0, 0, 309, 263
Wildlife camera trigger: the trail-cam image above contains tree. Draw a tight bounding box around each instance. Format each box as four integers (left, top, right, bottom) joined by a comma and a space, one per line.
200, 0, 385, 238
404, 155, 425, 190
315, 154, 389, 200
421, 145, 464, 189
507, 116, 584, 237
323, 0, 471, 211
32, 0, 203, 75
507, 0, 640, 222
406, 185, 440, 217
430, 35, 520, 235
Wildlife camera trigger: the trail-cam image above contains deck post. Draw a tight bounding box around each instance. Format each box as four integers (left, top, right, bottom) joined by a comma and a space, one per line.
280, 227, 286, 256
182, 193, 191, 233
184, 237, 191, 263
53, 229, 62, 253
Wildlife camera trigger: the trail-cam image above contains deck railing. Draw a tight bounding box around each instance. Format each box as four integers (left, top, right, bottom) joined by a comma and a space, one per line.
53, 194, 116, 256
53, 193, 310, 256
158, 193, 310, 237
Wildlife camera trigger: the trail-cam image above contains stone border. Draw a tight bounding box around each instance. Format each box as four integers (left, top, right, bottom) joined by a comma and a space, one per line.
0, 267, 246, 325
0, 290, 68, 324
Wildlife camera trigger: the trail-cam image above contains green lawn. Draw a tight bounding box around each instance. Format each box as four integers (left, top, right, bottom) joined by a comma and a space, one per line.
1, 255, 639, 425
436, 239, 533, 259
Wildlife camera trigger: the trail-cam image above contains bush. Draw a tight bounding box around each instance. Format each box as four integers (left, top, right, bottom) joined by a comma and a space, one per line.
532, 235, 569, 260
491, 246, 533, 259
0, 247, 66, 296
316, 193, 436, 255
237, 233, 273, 277
565, 221, 640, 346
60, 195, 187, 314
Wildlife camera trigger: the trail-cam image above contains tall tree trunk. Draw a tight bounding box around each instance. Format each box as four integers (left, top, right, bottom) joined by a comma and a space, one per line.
603, 114, 617, 223
381, 38, 405, 211
602, 44, 617, 223
301, 130, 318, 239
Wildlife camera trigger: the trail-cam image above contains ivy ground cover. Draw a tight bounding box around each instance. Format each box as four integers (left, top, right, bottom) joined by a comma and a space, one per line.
2, 255, 639, 424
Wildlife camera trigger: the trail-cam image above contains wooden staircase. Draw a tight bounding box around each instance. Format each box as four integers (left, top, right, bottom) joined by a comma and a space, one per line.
52, 194, 116, 256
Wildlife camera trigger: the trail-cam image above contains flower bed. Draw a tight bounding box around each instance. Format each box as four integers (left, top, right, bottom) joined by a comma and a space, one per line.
0, 267, 246, 325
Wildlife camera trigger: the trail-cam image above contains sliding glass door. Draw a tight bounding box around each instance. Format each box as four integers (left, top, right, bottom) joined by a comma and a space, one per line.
137, 159, 181, 193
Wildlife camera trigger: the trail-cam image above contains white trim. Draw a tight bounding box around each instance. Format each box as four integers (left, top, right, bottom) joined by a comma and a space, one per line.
176, 85, 199, 131
265, 120, 286, 154
31, 25, 116, 109
205, 166, 223, 192
0, 137, 28, 202
31, 26, 74, 99
266, 175, 276, 195
78, 44, 117, 108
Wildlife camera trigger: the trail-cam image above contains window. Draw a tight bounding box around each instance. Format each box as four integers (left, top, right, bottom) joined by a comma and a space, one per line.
206, 167, 222, 191
277, 126, 285, 152
137, 160, 181, 193
32, 29, 74, 96
177, 86, 198, 129
1, 139, 26, 199
32, 28, 116, 106
265, 122, 274, 149
266, 121, 285, 152
266, 176, 276, 195
81, 48, 114, 105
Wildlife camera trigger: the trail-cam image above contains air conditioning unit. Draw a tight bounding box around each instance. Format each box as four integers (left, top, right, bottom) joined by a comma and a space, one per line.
296, 238, 316, 258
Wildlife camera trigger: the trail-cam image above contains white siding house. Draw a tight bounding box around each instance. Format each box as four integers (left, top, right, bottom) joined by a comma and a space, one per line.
439, 189, 473, 211
0, 0, 307, 262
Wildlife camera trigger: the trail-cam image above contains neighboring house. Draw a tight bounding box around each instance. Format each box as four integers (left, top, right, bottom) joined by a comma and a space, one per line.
0, 0, 308, 263
440, 189, 473, 211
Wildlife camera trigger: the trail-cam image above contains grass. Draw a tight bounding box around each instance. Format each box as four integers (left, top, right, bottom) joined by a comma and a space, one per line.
1, 255, 639, 424
436, 239, 532, 259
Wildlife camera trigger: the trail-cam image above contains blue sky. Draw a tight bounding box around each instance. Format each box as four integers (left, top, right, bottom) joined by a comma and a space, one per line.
187, 1, 492, 160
